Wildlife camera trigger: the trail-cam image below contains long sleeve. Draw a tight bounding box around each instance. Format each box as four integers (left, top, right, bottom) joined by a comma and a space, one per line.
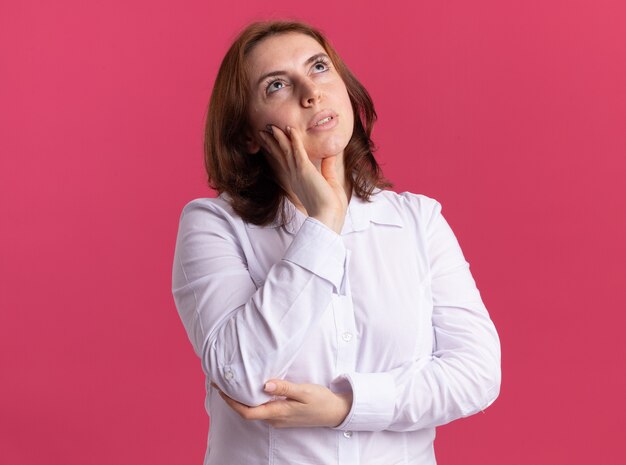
333, 197, 501, 432
172, 199, 348, 407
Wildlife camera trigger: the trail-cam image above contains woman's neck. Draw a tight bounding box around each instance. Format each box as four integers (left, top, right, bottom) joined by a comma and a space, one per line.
287, 153, 351, 216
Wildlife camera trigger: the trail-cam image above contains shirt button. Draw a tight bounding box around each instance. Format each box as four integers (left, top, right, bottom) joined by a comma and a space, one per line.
343, 431, 353, 438
224, 370, 234, 380
342, 332, 353, 342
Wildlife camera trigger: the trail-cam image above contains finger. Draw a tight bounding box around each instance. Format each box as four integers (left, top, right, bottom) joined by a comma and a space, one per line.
270, 125, 297, 172
286, 126, 310, 170
218, 390, 259, 419
219, 390, 290, 421
320, 156, 339, 183
218, 390, 256, 418
264, 379, 310, 402
260, 127, 297, 175
258, 130, 284, 166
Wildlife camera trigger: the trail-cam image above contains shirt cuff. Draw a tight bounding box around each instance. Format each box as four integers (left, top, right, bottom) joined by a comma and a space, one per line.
331, 372, 396, 431
283, 217, 348, 294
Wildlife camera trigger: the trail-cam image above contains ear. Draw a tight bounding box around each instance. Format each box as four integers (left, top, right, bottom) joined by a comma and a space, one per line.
244, 128, 261, 154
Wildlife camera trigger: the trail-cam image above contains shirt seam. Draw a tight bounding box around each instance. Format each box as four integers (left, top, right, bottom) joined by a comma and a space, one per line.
175, 239, 204, 338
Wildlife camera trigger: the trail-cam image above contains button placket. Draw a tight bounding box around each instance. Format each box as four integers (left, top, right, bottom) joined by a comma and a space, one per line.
334, 299, 358, 373
333, 247, 360, 464
332, 248, 358, 374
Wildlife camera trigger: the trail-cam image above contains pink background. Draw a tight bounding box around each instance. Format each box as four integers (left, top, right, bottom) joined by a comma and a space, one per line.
1, 1, 625, 463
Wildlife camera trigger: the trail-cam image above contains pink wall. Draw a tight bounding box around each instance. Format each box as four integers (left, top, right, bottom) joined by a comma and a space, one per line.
1, 1, 625, 463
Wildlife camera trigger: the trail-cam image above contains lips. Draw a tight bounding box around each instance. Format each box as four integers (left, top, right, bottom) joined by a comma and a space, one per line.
307, 110, 338, 130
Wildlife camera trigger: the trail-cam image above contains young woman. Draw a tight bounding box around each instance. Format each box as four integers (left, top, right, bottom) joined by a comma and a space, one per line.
172, 20, 501, 465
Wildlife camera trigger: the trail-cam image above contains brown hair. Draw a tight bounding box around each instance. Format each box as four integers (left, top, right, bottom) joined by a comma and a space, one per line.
204, 20, 391, 225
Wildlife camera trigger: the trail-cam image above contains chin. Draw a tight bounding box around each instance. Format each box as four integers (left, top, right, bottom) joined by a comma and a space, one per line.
308, 149, 344, 162
307, 137, 350, 160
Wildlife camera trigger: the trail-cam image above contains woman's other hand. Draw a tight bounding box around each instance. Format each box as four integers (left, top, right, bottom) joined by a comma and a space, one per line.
214, 379, 353, 428
259, 125, 348, 234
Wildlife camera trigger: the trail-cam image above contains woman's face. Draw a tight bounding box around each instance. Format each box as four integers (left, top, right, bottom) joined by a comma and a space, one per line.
245, 32, 355, 163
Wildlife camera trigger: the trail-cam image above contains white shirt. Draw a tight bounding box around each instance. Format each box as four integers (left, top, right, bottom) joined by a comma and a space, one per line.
172, 189, 501, 465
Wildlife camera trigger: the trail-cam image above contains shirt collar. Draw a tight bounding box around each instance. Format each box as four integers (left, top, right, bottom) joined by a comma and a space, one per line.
341, 189, 404, 234
244, 189, 404, 235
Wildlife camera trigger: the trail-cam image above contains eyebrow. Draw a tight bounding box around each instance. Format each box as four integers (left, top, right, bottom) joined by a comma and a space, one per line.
255, 53, 330, 87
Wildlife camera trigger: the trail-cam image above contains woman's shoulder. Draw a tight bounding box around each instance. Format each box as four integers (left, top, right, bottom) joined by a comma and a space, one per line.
180, 194, 233, 215
373, 189, 443, 221
181, 194, 239, 218
177, 194, 245, 232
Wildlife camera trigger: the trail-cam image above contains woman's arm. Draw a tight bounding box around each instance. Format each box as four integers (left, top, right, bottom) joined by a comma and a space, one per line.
172, 126, 350, 408
218, 196, 501, 430
172, 203, 347, 407
331, 197, 501, 431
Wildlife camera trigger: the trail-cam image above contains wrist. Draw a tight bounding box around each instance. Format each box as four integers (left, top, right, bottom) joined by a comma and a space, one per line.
331, 392, 353, 427
312, 211, 345, 234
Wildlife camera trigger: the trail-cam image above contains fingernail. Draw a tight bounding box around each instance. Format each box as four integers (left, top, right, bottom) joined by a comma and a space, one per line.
264, 382, 276, 392
265, 124, 273, 134
286, 126, 291, 134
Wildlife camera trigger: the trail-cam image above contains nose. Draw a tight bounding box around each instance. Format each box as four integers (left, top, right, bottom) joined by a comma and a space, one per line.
300, 79, 321, 107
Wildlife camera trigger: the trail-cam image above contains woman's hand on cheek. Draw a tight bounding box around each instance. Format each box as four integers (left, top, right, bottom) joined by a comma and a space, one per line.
213, 379, 353, 429
258, 125, 347, 233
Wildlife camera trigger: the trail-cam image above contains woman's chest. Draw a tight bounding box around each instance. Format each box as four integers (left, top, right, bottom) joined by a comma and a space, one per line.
342, 228, 433, 370
246, 224, 434, 376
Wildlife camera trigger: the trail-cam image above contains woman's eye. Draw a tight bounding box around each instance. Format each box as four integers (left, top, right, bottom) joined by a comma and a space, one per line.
267, 80, 285, 94
313, 61, 329, 72
265, 61, 329, 95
